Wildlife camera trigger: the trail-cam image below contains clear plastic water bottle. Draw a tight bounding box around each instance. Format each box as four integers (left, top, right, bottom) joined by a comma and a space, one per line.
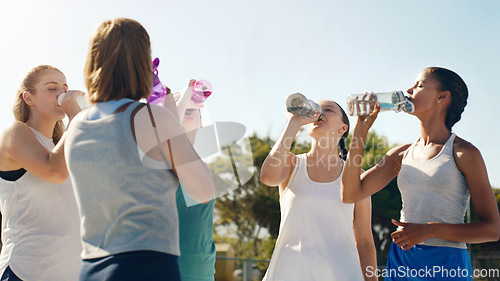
58, 93, 91, 110
186, 80, 212, 115
286, 93, 322, 118
346, 90, 414, 116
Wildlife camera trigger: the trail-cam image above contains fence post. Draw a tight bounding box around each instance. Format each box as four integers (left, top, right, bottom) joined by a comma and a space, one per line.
243, 259, 250, 281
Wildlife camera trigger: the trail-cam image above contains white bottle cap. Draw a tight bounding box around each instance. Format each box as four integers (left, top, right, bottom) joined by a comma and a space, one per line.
57, 93, 66, 106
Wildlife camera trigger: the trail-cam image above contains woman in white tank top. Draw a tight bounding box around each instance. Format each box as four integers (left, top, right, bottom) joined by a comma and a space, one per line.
261, 99, 377, 281
0, 65, 83, 280
342, 67, 500, 281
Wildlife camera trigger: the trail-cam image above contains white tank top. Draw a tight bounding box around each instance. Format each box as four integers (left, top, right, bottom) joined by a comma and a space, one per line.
0, 128, 82, 281
263, 154, 364, 281
398, 133, 470, 249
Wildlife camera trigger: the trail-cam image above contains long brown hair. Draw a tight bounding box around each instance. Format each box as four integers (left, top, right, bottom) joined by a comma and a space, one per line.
84, 18, 152, 102
13, 65, 65, 145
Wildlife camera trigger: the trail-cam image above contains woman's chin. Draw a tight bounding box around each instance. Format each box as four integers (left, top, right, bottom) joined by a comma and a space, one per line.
55, 109, 67, 120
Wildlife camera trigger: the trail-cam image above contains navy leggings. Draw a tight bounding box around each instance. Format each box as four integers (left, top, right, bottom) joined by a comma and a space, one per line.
80, 251, 181, 281
1, 267, 22, 281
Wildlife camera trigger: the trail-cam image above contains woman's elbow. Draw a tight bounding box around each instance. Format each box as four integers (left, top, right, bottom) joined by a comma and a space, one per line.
490, 221, 500, 242
260, 172, 275, 187
356, 238, 376, 250
46, 167, 69, 184
341, 193, 356, 204
340, 187, 356, 203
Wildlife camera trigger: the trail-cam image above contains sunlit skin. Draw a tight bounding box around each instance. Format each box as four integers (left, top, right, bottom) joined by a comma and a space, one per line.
0, 68, 83, 184
24, 70, 69, 137
342, 69, 500, 251
308, 100, 348, 139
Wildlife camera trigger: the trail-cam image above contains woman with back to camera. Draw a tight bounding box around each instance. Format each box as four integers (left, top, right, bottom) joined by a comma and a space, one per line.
342, 67, 500, 280
64, 18, 214, 281
0, 65, 83, 280
260, 99, 378, 281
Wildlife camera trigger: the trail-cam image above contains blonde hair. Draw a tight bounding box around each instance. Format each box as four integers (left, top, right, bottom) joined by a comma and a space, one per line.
13, 65, 65, 145
84, 18, 152, 102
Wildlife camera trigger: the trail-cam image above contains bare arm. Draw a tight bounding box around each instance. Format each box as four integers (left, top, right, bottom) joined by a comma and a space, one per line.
0, 92, 83, 184
353, 196, 378, 281
180, 109, 201, 145
162, 87, 180, 121
341, 102, 407, 203
260, 113, 318, 188
0, 122, 68, 184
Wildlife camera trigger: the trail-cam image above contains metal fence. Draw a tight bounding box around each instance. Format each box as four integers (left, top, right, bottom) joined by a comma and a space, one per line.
215, 253, 500, 281
215, 256, 269, 281
471, 252, 500, 281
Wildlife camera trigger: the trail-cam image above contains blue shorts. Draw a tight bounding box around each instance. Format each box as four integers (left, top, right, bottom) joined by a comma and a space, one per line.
386, 242, 472, 280
80, 250, 181, 281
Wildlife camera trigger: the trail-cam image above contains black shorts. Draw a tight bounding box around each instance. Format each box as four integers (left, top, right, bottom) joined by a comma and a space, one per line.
80, 250, 181, 281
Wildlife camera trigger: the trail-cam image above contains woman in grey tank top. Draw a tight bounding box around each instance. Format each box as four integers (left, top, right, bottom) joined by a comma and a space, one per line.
65, 18, 214, 281
341, 67, 500, 281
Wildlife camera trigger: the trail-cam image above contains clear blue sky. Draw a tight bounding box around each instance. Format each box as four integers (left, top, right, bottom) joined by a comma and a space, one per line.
1, 0, 499, 187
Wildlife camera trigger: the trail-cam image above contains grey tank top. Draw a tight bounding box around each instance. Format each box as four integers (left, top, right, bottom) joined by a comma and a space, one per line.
65, 102, 180, 259
398, 133, 470, 249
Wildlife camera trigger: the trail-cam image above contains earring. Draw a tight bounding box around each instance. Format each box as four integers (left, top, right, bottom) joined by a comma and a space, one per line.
437, 100, 441, 104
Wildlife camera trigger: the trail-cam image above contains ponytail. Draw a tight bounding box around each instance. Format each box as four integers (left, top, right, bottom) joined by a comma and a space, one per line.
339, 136, 348, 161
333, 101, 350, 161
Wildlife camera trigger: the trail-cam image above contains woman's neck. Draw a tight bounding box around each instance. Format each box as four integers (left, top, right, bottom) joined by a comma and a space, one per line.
418, 118, 451, 145
308, 137, 340, 158
25, 113, 57, 139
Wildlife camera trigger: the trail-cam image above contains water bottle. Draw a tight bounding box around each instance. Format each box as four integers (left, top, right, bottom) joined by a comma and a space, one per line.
346, 90, 414, 116
191, 80, 212, 104
186, 80, 212, 115
147, 58, 167, 105
286, 93, 322, 118
58, 93, 91, 110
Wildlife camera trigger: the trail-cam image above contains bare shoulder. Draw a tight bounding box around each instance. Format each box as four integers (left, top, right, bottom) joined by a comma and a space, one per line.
387, 143, 412, 156
0, 121, 32, 147
453, 136, 480, 155
0, 121, 34, 167
453, 136, 483, 167
382, 143, 412, 164
133, 103, 182, 132
4, 121, 30, 133
136, 103, 178, 121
